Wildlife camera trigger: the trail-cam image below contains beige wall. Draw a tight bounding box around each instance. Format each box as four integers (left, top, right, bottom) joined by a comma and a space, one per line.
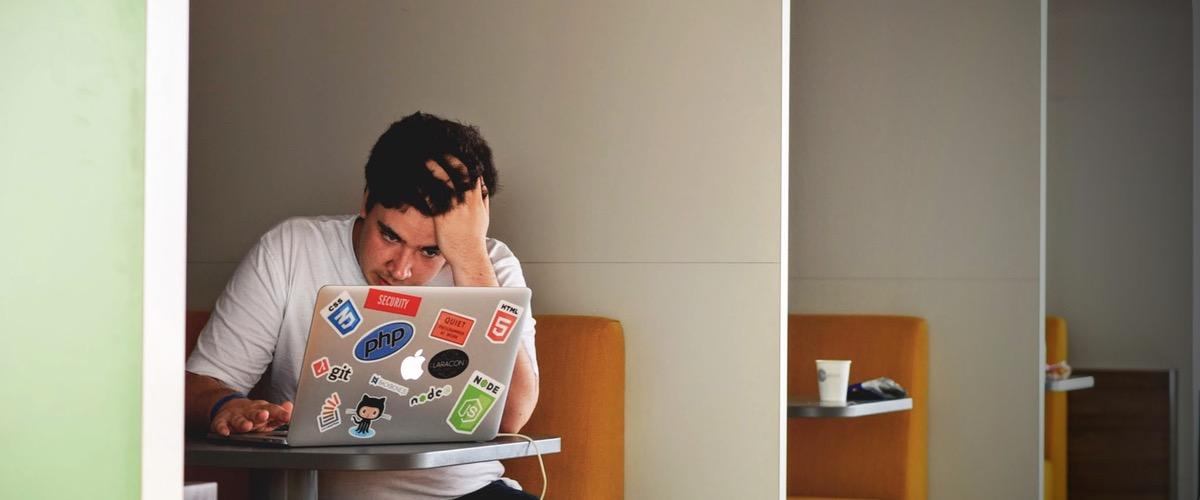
1047, 1, 1193, 498
188, 2, 783, 498
789, 1, 1043, 499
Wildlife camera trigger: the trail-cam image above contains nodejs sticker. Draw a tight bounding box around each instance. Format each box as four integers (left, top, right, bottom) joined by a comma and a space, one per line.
486, 300, 523, 344
354, 320, 415, 363
409, 385, 453, 407
326, 362, 353, 383
365, 288, 423, 316
369, 373, 409, 397
446, 371, 506, 435
323, 291, 362, 337
346, 393, 391, 439
428, 349, 469, 379
428, 309, 475, 347
317, 392, 342, 433
311, 356, 332, 378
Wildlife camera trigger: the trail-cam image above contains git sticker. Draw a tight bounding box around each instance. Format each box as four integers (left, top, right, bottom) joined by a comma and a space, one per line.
446, 370, 505, 434
486, 300, 523, 344
311, 357, 332, 378
323, 291, 362, 337
317, 392, 343, 433
429, 309, 476, 347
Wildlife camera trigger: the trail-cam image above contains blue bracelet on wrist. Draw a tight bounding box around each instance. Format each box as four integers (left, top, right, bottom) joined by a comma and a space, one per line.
209, 392, 246, 422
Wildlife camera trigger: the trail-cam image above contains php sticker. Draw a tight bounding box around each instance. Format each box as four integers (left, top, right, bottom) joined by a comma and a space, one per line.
409, 385, 453, 407
323, 291, 362, 337
486, 300, 523, 344
369, 373, 409, 397
326, 363, 353, 383
364, 288, 423, 316
428, 349, 470, 379
311, 356, 332, 379
429, 309, 475, 347
446, 370, 505, 434
317, 392, 342, 433
354, 321, 415, 363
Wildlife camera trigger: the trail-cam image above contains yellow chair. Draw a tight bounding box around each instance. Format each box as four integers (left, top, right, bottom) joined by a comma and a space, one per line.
787, 315, 929, 500
1044, 316, 1068, 500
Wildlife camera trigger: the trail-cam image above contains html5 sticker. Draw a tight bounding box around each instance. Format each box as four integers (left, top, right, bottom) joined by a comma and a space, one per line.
486, 300, 523, 344
311, 356, 332, 379
364, 288, 422, 317
428, 309, 476, 347
323, 291, 362, 337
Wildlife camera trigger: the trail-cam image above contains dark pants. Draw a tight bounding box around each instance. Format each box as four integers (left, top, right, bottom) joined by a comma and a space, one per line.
456, 480, 538, 500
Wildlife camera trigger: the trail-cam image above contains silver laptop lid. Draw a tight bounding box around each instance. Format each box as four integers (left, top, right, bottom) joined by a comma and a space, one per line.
285, 285, 531, 447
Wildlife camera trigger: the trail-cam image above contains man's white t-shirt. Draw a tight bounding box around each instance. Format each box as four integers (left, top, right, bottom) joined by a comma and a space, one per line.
186, 215, 538, 499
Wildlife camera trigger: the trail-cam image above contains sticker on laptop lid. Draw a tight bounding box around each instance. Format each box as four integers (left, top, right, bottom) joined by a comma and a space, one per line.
317, 392, 343, 433
409, 384, 453, 407
428, 349, 469, 379
446, 371, 505, 434
369, 373, 409, 397
326, 362, 353, 383
400, 349, 426, 380
364, 288, 423, 316
486, 300, 523, 344
346, 393, 391, 439
353, 321, 415, 363
311, 357, 332, 379
323, 291, 363, 337
428, 309, 475, 347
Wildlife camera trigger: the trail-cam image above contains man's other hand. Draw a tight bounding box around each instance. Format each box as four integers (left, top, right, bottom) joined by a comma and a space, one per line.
426, 157, 498, 286
210, 399, 294, 436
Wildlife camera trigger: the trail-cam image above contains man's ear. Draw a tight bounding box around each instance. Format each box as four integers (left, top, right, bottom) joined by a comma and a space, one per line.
360, 189, 370, 218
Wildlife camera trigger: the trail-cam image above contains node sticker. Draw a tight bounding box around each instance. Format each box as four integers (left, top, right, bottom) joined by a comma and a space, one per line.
429, 309, 475, 347
369, 373, 409, 397
428, 349, 470, 379
364, 288, 423, 316
354, 320, 415, 363
446, 370, 505, 434
486, 300, 523, 344
311, 356, 331, 379
317, 392, 342, 433
409, 385, 453, 407
323, 291, 362, 337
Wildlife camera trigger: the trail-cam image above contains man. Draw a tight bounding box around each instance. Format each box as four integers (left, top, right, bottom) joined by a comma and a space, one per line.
184, 112, 540, 499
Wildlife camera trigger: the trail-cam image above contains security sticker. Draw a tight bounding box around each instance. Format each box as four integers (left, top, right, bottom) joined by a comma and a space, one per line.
446, 371, 506, 434
486, 300, 523, 344
354, 321, 415, 363
326, 363, 353, 383
428, 309, 476, 347
323, 291, 363, 337
409, 385, 453, 407
364, 288, 423, 316
346, 393, 391, 439
311, 356, 332, 379
428, 349, 470, 379
369, 373, 409, 397
317, 392, 342, 433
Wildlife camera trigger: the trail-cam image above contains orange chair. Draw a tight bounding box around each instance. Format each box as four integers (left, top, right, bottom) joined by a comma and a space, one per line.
1044, 316, 1068, 500
184, 311, 625, 500
787, 315, 929, 500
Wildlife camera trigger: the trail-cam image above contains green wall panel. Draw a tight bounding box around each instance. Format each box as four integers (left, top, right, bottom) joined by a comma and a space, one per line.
0, 1, 146, 499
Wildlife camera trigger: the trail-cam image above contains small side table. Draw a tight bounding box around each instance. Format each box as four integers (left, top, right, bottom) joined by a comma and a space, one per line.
788, 397, 913, 418
1046, 375, 1095, 392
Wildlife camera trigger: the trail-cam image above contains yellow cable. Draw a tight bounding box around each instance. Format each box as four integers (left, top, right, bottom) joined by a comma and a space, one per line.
496, 432, 547, 499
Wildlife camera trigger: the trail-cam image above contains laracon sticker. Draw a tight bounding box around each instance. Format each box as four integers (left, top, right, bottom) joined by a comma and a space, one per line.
428, 349, 470, 379
311, 357, 332, 379
346, 393, 391, 439
354, 321, 415, 363
369, 373, 409, 397
317, 392, 342, 433
409, 385, 453, 407
364, 288, 423, 316
446, 371, 506, 434
326, 363, 353, 383
486, 300, 523, 344
323, 291, 362, 337
429, 309, 476, 347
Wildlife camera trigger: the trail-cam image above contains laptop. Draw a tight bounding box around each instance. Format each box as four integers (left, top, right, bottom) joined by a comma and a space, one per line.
211, 285, 532, 446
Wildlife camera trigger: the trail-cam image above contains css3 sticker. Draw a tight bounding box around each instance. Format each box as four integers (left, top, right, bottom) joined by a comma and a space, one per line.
446, 371, 505, 434
323, 291, 362, 337
486, 300, 522, 344
354, 321, 415, 363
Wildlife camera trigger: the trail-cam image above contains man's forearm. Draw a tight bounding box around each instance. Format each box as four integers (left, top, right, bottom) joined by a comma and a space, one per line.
500, 348, 539, 433
185, 371, 239, 433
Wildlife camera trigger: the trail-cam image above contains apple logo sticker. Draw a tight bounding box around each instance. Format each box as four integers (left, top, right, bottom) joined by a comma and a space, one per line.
401, 349, 426, 381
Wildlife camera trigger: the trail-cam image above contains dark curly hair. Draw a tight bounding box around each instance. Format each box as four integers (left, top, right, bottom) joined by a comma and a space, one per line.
364, 112, 498, 216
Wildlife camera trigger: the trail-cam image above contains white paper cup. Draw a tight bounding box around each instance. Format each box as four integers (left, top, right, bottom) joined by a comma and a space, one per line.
816, 360, 852, 403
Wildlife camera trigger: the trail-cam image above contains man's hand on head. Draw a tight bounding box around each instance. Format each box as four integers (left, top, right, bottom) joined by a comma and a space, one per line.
426, 158, 498, 287
210, 398, 294, 436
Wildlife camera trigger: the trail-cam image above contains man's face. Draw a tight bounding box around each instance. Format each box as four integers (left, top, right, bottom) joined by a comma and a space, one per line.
355, 202, 446, 286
